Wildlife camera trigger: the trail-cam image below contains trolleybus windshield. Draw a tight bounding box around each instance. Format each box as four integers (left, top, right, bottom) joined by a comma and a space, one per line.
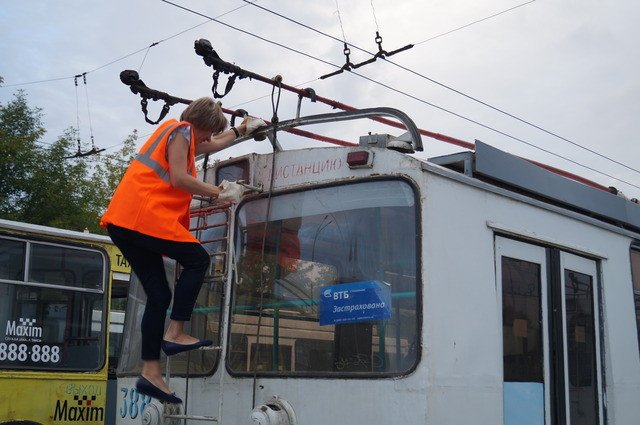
230, 179, 419, 376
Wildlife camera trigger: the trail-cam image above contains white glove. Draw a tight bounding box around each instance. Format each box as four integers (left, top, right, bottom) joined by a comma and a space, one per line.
217, 180, 244, 203
245, 117, 266, 135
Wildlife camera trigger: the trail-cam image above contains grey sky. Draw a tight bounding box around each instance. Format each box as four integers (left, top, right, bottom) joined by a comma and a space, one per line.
1, 0, 638, 195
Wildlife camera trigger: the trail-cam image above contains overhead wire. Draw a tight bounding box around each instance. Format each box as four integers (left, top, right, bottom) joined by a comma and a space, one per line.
0, 2, 255, 87
162, 0, 640, 190
335, 0, 348, 43
240, 0, 640, 178
138, 43, 158, 73
2, 76, 74, 88
353, 68, 639, 189
230, 77, 319, 108
415, 0, 536, 45
82, 74, 96, 150
74, 75, 82, 149
0, 1, 255, 156
8, 2, 633, 189
370, 0, 381, 32
163, 0, 337, 68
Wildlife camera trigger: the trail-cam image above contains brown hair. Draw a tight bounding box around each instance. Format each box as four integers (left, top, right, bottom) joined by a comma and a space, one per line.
180, 97, 227, 134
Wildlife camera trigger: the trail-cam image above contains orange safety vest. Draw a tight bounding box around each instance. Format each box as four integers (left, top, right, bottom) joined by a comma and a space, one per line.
100, 119, 198, 243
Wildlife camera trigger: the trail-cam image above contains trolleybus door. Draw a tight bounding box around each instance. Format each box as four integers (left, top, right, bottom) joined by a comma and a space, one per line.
496, 237, 550, 425
557, 251, 602, 425
496, 236, 603, 425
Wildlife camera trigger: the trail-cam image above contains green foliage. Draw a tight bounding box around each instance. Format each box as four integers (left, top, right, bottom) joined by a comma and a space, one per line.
0, 88, 136, 234
0, 90, 46, 219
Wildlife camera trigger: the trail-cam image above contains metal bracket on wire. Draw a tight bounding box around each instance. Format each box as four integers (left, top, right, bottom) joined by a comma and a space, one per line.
320, 43, 356, 80
120, 70, 190, 124
320, 32, 414, 80
353, 31, 414, 69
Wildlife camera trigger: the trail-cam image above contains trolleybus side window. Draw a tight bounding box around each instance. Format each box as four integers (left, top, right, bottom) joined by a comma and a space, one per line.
630, 248, 640, 358
230, 179, 419, 376
0, 236, 107, 371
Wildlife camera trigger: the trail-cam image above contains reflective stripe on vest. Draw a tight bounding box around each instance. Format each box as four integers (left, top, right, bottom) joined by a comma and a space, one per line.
133, 122, 180, 184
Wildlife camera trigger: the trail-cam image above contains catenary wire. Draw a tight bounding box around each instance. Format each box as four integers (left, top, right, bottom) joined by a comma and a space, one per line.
370, 0, 381, 32
240, 0, 640, 177
83, 74, 96, 148
2, 76, 74, 88
415, 0, 536, 45
0, 2, 255, 87
162, 0, 337, 68
335, 0, 348, 42
1, 2, 256, 155
230, 77, 320, 108
75, 77, 82, 148
8, 2, 633, 190
163, 0, 640, 190
138, 44, 155, 73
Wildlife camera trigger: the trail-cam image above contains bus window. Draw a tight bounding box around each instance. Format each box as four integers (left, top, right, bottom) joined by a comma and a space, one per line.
0, 238, 25, 281
630, 249, 640, 358
28, 243, 104, 290
230, 179, 419, 376
0, 237, 107, 371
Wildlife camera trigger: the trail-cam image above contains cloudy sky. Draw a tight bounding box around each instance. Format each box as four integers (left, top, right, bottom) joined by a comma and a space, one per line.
1, 0, 639, 196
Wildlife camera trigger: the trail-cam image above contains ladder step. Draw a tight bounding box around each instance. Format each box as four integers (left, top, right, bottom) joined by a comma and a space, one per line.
164, 414, 218, 422
167, 345, 221, 355
201, 345, 222, 351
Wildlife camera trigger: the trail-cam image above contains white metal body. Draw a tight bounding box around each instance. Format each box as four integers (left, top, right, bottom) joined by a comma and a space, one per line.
115, 143, 640, 425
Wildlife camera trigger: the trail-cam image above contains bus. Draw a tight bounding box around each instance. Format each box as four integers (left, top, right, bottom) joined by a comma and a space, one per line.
0, 219, 130, 425
114, 107, 640, 425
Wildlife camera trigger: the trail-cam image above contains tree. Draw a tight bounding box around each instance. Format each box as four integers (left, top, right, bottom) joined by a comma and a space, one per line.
0, 86, 136, 234
0, 90, 46, 218
89, 131, 138, 231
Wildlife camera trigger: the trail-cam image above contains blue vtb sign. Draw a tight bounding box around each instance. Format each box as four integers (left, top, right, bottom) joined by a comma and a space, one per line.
319, 280, 392, 326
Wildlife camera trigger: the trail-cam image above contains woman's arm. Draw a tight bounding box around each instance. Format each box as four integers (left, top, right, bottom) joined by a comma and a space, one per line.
167, 132, 221, 198
196, 120, 249, 155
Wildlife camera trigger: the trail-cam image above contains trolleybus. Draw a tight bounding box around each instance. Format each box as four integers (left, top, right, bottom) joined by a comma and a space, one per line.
114, 108, 640, 425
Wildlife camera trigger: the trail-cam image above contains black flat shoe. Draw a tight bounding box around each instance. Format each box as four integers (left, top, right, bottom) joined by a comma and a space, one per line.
161, 339, 213, 356
135, 376, 182, 404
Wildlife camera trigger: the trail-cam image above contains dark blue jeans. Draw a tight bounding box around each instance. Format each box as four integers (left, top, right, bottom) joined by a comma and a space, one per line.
107, 224, 210, 360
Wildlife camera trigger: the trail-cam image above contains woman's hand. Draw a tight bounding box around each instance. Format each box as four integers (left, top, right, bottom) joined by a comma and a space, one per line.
236, 118, 249, 137
196, 117, 267, 156
208, 184, 222, 198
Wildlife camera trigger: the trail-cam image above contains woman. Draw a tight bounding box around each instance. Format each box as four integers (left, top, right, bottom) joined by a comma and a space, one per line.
101, 97, 261, 403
